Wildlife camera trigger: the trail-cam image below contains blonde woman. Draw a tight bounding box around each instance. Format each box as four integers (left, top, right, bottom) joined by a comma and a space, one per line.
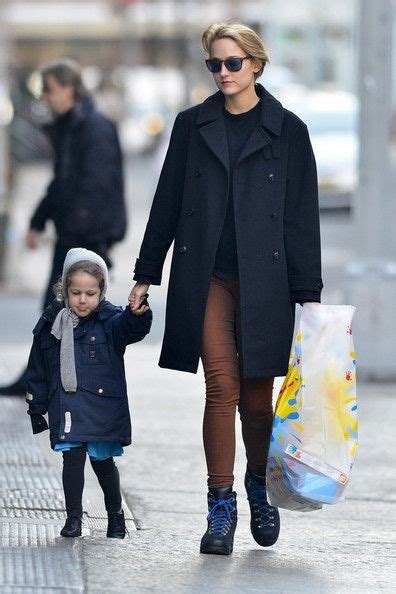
129, 22, 322, 555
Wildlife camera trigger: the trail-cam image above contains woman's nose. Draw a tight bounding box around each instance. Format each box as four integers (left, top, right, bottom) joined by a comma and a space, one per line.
220, 63, 229, 76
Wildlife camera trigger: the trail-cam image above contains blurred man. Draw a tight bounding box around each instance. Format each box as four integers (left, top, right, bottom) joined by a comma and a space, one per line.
0, 58, 126, 395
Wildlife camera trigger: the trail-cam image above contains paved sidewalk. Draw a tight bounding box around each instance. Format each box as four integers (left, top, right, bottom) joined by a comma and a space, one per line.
0, 163, 395, 593
0, 347, 395, 593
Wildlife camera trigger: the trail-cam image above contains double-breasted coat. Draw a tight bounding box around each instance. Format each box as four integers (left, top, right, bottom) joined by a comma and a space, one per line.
26, 300, 152, 448
134, 83, 323, 378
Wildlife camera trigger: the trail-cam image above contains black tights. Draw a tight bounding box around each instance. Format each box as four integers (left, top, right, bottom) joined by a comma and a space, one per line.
62, 445, 122, 518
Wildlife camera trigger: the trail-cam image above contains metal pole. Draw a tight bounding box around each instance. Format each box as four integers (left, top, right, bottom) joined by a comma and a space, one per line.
0, 9, 11, 284
345, 0, 394, 379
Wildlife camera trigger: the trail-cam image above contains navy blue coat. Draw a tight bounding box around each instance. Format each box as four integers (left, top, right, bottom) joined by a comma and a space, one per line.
26, 301, 152, 448
134, 83, 323, 378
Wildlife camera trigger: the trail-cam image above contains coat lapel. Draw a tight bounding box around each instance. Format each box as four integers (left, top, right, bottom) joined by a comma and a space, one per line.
197, 91, 229, 172
236, 85, 284, 165
236, 126, 273, 165
197, 84, 284, 169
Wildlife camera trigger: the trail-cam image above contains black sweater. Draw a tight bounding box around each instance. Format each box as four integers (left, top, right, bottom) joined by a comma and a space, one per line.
213, 100, 262, 279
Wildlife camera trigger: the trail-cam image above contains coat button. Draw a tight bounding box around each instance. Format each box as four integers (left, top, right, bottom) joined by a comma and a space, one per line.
60, 435, 65, 440
90, 336, 96, 342
273, 251, 280, 261
186, 209, 195, 216
268, 173, 275, 181
271, 212, 278, 220
195, 169, 202, 177
98, 388, 104, 395
179, 246, 187, 253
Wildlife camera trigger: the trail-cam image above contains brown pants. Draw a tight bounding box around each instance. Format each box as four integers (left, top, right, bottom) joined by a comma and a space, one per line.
201, 274, 274, 488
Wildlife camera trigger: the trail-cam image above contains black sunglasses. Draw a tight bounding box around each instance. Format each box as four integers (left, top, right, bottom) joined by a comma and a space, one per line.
205, 55, 251, 73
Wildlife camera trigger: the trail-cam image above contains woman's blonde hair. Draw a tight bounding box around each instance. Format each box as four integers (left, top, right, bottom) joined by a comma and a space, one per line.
202, 22, 269, 80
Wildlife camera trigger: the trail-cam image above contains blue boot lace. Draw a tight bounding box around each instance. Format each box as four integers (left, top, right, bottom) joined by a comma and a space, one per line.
247, 482, 276, 528
207, 496, 235, 535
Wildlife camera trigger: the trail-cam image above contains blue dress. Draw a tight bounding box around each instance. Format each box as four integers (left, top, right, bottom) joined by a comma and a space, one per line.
54, 441, 124, 461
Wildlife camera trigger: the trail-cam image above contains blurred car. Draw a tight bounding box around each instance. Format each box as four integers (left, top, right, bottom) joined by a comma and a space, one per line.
279, 88, 358, 209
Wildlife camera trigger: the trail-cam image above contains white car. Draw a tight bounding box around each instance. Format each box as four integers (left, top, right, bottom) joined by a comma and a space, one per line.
279, 89, 358, 208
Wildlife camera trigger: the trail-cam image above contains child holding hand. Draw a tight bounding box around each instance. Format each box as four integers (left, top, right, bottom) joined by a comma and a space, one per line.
26, 248, 152, 538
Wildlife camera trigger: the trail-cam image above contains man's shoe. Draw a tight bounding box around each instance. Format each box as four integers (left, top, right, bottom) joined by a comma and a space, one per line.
60, 516, 82, 537
200, 486, 237, 555
245, 466, 280, 547
107, 509, 127, 539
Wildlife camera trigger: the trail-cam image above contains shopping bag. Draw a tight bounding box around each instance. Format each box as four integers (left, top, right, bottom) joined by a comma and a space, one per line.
266, 303, 358, 512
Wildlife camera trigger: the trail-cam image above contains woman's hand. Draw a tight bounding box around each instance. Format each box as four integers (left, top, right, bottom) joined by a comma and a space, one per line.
129, 282, 150, 313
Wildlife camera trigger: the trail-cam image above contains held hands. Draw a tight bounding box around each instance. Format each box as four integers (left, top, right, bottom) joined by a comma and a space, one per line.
128, 282, 151, 315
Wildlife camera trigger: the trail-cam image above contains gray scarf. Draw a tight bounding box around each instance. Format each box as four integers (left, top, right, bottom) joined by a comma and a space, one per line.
50, 247, 108, 393
51, 305, 80, 393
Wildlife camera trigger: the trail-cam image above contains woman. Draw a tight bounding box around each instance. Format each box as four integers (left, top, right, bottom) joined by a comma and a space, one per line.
129, 22, 323, 555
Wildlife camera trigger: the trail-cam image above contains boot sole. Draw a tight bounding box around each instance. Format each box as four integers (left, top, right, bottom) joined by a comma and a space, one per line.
200, 544, 233, 555
60, 531, 82, 537
252, 535, 279, 547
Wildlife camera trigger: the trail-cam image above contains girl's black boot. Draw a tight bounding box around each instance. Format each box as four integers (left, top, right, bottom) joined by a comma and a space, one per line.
200, 486, 237, 555
60, 516, 82, 537
107, 509, 126, 539
245, 466, 280, 547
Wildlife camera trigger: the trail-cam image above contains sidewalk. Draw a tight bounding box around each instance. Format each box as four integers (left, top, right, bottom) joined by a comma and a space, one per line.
0, 162, 395, 593
0, 345, 395, 593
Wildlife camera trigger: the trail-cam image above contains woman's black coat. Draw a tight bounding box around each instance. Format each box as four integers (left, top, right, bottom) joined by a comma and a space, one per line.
134, 83, 323, 378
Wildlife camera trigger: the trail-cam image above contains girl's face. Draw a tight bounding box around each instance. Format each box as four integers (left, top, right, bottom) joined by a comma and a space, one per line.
209, 37, 260, 99
67, 272, 101, 317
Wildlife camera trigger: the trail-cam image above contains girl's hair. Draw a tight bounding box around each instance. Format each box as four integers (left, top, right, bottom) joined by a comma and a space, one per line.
53, 261, 105, 299
41, 58, 89, 101
201, 22, 269, 80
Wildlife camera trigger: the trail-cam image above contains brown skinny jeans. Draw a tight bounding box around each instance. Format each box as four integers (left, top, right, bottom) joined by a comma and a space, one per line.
201, 274, 274, 488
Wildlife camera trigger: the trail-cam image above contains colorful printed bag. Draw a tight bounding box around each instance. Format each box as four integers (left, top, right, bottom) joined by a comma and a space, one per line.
266, 303, 358, 512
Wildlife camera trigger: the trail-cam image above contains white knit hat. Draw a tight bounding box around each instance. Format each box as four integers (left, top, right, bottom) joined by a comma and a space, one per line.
61, 247, 108, 302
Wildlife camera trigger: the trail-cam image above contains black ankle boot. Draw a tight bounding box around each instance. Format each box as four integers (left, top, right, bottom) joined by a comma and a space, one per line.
60, 516, 82, 537
107, 509, 127, 539
200, 486, 237, 555
245, 466, 280, 547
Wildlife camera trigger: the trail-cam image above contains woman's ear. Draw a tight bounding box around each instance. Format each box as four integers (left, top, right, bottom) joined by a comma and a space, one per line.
251, 58, 262, 74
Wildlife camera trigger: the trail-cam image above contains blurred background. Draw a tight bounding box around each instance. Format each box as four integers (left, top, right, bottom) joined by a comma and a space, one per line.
0, 0, 395, 379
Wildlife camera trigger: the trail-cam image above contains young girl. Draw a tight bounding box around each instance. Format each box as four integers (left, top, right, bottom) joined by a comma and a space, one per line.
26, 247, 152, 539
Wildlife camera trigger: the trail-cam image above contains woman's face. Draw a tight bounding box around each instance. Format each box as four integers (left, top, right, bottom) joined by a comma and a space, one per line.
209, 37, 259, 98
67, 272, 101, 317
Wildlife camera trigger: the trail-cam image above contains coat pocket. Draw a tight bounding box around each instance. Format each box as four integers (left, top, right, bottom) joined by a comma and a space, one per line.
79, 377, 124, 399
76, 337, 109, 365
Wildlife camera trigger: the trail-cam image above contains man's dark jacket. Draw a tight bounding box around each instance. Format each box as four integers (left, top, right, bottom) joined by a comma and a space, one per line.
134, 83, 323, 379
30, 97, 126, 249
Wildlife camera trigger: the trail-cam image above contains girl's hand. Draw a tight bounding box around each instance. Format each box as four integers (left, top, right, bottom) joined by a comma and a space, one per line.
129, 282, 150, 313
131, 304, 150, 316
